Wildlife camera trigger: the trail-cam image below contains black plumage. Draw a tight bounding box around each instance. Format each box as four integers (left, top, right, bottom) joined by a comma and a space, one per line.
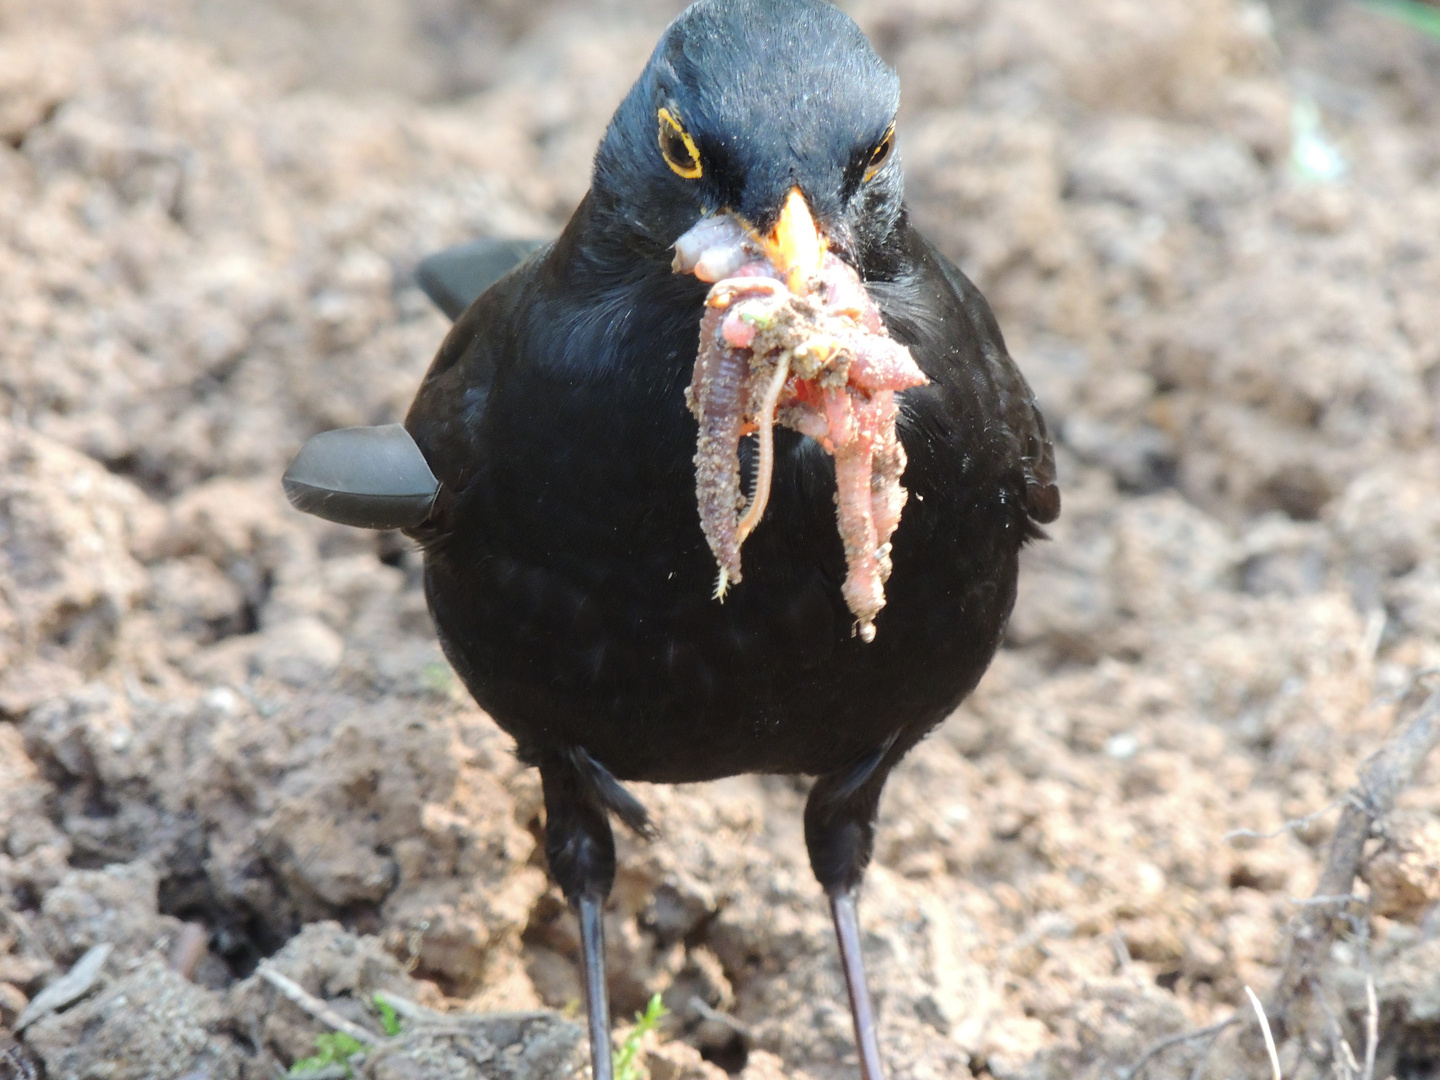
297, 1, 1058, 1076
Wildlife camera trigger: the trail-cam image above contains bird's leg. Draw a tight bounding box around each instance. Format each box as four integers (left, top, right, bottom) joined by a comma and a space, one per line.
578, 891, 611, 1080
831, 890, 883, 1080
805, 749, 902, 1080
541, 757, 619, 1080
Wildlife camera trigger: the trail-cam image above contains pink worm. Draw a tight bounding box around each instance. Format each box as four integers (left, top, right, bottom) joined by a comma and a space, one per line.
832, 427, 884, 641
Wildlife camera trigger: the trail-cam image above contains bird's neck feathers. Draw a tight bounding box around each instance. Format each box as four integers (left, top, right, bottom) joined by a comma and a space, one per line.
520, 194, 706, 388
547, 191, 683, 302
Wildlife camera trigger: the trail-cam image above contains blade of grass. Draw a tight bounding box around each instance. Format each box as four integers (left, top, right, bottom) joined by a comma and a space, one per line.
614, 993, 669, 1080
372, 994, 402, 1037
1246, 986, 1283, 1080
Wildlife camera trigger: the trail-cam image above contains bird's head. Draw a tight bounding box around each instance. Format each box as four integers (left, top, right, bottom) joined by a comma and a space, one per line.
591, 0, 902, 283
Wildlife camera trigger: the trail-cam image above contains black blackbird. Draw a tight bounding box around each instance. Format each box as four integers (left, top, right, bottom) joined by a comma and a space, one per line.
285, 0, 1058, 1076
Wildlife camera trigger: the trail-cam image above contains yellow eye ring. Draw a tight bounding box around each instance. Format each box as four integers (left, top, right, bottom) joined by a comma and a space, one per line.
658, 108, 703, 180
864, 126, 895, 182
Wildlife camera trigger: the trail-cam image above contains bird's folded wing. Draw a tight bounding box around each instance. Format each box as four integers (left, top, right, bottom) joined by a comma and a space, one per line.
903, 228, 1060, 529
282, 423, 439, 529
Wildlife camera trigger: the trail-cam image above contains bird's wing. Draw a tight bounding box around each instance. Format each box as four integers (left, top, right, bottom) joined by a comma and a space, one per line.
282, 423, 439, 529
402, 290, 509, 533
402, 230, 581, 539
279, 239, 549, 535
873, 223, 1060, 530
416, 238, 549, 321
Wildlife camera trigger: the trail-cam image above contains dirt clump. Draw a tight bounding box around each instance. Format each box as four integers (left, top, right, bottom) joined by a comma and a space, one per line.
3, 0, 1440, 1078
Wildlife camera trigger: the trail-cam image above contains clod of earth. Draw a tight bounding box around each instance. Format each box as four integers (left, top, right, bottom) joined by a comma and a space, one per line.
676, 215, 928, 641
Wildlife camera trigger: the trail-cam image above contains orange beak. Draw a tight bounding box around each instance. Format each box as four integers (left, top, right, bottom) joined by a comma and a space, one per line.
759, 188, 826, 294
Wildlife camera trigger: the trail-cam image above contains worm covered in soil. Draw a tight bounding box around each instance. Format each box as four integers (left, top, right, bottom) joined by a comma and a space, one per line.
676, 216, 928, 642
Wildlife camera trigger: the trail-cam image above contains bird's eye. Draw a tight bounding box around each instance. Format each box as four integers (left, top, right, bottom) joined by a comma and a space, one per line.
658, 108, 703, 180
863, 127, 895, 182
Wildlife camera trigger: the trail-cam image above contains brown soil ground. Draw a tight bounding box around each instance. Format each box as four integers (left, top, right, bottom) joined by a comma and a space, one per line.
4, 0, 1440, 1078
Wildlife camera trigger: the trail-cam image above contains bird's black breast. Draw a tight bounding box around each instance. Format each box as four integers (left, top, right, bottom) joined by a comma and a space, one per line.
407, 208, 1053, 784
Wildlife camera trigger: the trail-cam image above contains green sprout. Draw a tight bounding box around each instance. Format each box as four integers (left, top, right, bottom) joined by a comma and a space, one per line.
287, 997, 403, 1077
287, 1032, 367, 1077
614, 993, 669, 1080
373, 994, 403, 1037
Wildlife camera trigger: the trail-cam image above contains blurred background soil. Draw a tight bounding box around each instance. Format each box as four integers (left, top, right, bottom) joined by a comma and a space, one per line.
3, 0, 1440, 1077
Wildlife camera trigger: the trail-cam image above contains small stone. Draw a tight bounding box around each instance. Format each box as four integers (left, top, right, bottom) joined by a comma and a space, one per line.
0, 955, 52, 992
737, 1051, 793, 1080
251, 617, 344, 686
646, 1040, 728, 1080
1365, 811, 1440, 922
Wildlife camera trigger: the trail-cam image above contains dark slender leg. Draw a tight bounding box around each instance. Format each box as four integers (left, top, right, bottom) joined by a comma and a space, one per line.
805, 745, 905, 1080
831, 891, 884, 1080
541, 756, 619, 1080
579, 894, 613, 1080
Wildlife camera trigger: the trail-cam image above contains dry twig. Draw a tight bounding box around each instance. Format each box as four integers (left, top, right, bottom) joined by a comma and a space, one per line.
1223, 799, 1345, 844
256, 964, 384, 1048
1120, 1016, 1239, 1080
1142, 686, 1440, 1080
1262, 688, 1440, 1043
1317, 992, 1361, 1080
